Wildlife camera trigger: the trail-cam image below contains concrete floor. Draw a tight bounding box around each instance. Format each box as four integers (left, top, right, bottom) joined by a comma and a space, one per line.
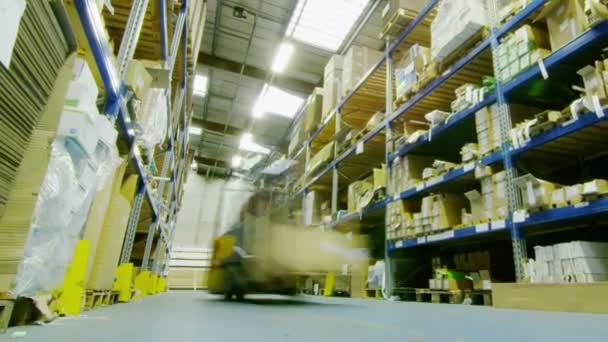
4, 291, 608, 341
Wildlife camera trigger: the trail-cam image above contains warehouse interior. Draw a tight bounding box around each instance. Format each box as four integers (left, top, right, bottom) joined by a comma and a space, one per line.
2, 0, 608, 340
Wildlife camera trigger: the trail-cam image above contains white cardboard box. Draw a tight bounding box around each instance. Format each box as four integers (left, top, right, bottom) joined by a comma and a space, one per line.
57, 109, 100, 156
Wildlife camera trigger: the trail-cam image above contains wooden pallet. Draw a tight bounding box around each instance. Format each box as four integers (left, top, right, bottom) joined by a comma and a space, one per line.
0, 300, 15, 333
83, 290, 116, 310
464, 290, 493, 306
415, 288, 465, 304
380, 8, 433, 42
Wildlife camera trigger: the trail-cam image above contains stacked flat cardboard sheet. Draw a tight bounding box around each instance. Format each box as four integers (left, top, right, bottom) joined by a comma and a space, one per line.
0, 0, 69, 218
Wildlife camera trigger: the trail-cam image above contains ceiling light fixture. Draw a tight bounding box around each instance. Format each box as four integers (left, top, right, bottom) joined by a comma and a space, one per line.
252, 83, 269, 118
239, 133, 270, 155
271, 42, 294, 73
188, 126, 202, 135
231, 155, 243, 168
193, 74, 208, 97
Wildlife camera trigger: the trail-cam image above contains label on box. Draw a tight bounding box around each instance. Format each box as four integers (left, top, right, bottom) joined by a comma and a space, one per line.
538, 58, 549, 80
492, 220, 507, 230
475, 223, 489, 233
356, 141, 364, 155
463, 162, 475, 172
395, 240, 403, 248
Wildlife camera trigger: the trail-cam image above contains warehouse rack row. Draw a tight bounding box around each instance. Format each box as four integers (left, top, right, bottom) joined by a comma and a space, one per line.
73, 0, 194, 282
288, 0, 608, 294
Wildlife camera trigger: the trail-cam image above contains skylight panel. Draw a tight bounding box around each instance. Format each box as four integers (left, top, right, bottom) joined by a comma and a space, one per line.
193, 74, 208, 97
286, 0, 370, 52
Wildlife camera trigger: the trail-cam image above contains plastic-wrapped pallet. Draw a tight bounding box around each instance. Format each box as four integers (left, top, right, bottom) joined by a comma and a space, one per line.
10, 57, 120, 297
430, 0, 488, 64
136, 88, 168, 151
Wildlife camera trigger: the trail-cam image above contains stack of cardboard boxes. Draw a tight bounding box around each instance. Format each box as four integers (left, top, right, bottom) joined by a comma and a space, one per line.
496, 25, 551, 82
390, 155, 433, 194
420, 194, 466, 235
322, 55, 343, 118
475, 104, 535, 156
342, 46, 383, 96
528, 241, 608, 283
394, 44, 435, 100
303, 88, 324, 135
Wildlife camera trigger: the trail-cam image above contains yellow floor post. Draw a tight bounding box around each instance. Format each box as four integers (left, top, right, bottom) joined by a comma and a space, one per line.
148, 273, 158, 295
56, 240, 90, 315
133, 271, 150, 299
158, 277, 167, 292
323, 272, 336, 297
113, 263, 133, 302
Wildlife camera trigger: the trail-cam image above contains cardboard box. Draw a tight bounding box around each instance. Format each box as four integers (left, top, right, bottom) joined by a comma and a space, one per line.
322, 74, 341, 117
303, 87, 324, 134
537, 0, 587, 51
382, 0, 427, 27
307, 142, 335, 174
348, 180, 374, 213
342, 46, 383, 96
373, 167, 387, 190
126, 60, 153, 99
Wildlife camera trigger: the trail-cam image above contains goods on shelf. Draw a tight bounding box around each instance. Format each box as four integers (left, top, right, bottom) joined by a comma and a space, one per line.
454, 250, 491, 271
288, 120, 305, 157
137, 87, 169, 151
322, 55, 343, 117
420, 193, 466, 233
394, 44, 435, 100
460, 143, 481, 163
451, 83, 486, 113
303, 191, 330, 226
306, 141, 335, 175
125, 60, 153, 99
537, 0, 588, 51
583, 179, 608, 197
577, 58, 608, 107
303, 88, 324, 134
514, 174, 560, 210
387, 200, 415, 240
470, 270, 492, 290
510, 110, 569, 148
496, 0, 529, 24
526, 241, 608, 283
475, 104, 536, 155
347, 180, 374, 213
390, 155, 434, 193
430, 0, 488, 64
342, 45, 383, 97
381, 0, 427, 29
429, 269, 472, 290
373, 166, 387, 191
464, 169, 509, 225
496, 24, 551, 82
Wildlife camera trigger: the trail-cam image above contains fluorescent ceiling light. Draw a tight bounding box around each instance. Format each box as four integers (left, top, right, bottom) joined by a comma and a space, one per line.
188, 126, 202, 135
286, 0, 369, 52
239, 133, 270, 155
193, 75, 208, 97
251, 85, 304, 119
272, 42, 294, 73
231, 155, 242, 168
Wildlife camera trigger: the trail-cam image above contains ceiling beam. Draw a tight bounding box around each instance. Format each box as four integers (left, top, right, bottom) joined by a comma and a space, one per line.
191, 117, 243, 136
199, 52, 316, 95
194, 156, 229, 169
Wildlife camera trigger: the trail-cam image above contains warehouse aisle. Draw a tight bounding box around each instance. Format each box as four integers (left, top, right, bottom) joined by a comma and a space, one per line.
5, 291, 608, 341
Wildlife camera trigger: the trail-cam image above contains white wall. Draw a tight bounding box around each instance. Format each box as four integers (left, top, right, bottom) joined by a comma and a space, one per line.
172, 169, 254, 250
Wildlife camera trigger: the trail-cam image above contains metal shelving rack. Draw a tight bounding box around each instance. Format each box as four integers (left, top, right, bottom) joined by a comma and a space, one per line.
290, 0, 608, 293
73, 0, 192, 274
